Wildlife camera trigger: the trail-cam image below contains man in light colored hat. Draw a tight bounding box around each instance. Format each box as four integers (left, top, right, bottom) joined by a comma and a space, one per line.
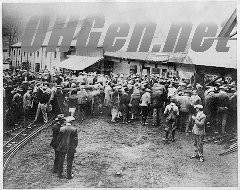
191, 104, 206, 162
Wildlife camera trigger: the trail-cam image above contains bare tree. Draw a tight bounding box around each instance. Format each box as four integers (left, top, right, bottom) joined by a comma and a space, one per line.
2, 15, 23, 56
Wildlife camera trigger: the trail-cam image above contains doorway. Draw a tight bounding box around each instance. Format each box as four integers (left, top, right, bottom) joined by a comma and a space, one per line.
35, 63, 40, 72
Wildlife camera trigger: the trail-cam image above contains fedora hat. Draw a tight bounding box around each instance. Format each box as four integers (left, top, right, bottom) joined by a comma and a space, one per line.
55, 114, 66, 121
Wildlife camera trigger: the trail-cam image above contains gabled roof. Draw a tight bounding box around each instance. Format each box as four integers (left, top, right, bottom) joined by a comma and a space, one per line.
11, 27, 104, 48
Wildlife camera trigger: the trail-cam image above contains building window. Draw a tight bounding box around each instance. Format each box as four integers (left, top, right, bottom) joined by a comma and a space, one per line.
30, 53, 32, 56
130, 65, 137, 74
13, 50, 15, 56
35, 63, 40, 72
54, 51, 57, 58
152, 68, 160, 75
45, 51, 47, 58
24, 52, 25, 56
161, 69, 167, 78
18, 50, 21, 55
37, 51, 39, 57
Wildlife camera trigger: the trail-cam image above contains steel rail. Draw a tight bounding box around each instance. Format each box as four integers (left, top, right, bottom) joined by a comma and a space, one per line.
3, 117, 55, 173
4, 121, 35, 147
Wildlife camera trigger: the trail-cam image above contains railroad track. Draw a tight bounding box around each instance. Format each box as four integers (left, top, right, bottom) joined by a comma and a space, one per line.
3, 118, 28, 137
3, 116, 56, 172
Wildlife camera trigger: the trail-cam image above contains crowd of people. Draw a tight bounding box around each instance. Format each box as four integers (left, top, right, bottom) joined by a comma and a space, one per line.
3, 67, 237, 165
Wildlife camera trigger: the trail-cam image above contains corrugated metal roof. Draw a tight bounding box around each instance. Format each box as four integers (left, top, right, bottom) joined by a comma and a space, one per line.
168, 53, 189, 63
146, 53, 169, 62
105, 51, 190, 63
105, 51, 149, 61
59, 55, 103, 70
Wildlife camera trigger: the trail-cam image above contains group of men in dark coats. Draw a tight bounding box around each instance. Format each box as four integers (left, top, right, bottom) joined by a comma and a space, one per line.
50, 114, 78, 179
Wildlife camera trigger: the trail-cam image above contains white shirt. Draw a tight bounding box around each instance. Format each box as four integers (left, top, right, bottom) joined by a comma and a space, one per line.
140, 92, 151, 106
168, 87, 177, 98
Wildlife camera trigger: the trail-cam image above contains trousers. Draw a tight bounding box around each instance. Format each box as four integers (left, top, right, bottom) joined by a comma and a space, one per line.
152, 107, 164, 125
141, 106, 149, 123
194, 134, 204, 157
121, 105, 130, 122
78, 104, 87, 120
23, 107, 31, 127
53, 149, 60, 172
111, 106, 119, 122
35, 102, 48, 123
217, 111, 227, 134
178, 111, 191, 132
58, 151, 75, 178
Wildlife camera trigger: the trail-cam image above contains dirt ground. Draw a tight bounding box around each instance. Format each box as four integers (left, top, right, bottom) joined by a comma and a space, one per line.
3, 116, 238, 188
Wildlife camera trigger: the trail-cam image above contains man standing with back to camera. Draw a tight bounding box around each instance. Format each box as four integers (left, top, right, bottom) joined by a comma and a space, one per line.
50, 114, 66, 174
57, 116, 78, 179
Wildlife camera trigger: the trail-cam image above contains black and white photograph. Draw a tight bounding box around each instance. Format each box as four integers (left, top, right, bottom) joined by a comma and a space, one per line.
2, 0, 238, 188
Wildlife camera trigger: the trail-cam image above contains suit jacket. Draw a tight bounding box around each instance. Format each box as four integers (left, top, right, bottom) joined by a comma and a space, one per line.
50, 122, 62, 149
56, 124, 78, 153
177, 95, 191, 112
192, 111, 206, 136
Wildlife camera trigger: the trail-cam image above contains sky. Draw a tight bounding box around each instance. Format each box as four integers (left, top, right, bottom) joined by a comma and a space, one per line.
2, 1, 236, 48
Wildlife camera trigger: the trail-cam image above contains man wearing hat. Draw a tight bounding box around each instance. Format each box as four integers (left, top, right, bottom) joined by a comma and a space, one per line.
50, 114, 66, 173
190, 90, 202, 106
176, 90, 191, 133
77, 86, 88, 120
191, 104, 206, 162
215, 86, 230, 134
34, 83, 51, 123
196, 83, 204, 103
151, 83, 167, 126
49, 83, 57, 113
163, 97, 179, 142
57, 116, 78, 179
12, 87, 23, 123
140, 88, 151, 125
21, 81, 29, 94
110, 86, 121, 122
23, 86, 33, 127
129, 87, 141, 121
119, 87, 131, 124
